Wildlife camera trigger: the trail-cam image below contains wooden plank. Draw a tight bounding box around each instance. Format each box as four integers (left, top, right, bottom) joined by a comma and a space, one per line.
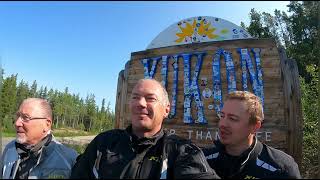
114, 70, 124, 129
131, 38, 278, 59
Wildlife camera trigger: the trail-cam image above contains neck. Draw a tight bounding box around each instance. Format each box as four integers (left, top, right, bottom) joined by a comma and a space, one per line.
225, 135, 254, 156
132, 126, 161, 139
25, 130, 51, 146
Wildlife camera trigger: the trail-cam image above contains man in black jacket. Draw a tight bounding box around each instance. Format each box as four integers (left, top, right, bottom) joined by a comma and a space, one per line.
202, 91, 301, 179
71, 78, 219, 179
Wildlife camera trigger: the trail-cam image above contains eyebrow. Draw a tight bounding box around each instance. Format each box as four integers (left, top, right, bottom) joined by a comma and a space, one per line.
17, 112, 30, 116
221, 112, 240, 118
132, 93, 157, 97
229, 114, 240, 119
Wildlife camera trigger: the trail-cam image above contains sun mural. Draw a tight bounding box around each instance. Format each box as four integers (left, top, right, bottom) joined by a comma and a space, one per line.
175, 17, 227, 43
146, 16, 251, 49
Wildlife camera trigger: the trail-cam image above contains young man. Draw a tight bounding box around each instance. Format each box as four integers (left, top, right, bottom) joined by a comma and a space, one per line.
1, 98, 78, 179
203, 91, 301, 179
71, 78, 219, 179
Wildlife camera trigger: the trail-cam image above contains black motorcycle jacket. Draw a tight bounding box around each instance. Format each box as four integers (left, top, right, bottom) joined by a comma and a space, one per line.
202, 137, 301, 179
71, 125, 220, 179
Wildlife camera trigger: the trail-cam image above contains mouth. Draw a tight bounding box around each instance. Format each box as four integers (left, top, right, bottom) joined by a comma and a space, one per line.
137, 114, 149, 119
16, 129, 25, 134
135, 111, 149, 116
219, 128, 231, 138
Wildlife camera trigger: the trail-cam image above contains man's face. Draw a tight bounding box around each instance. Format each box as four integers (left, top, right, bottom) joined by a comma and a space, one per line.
15, 102, 51, 145
218, 99, 256, 146
129, 80, 170, 135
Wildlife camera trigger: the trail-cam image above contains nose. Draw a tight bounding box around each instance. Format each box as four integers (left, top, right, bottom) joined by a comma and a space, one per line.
218, 115, 227, 128
15, 116, 24, 127
136, 97, 147, 108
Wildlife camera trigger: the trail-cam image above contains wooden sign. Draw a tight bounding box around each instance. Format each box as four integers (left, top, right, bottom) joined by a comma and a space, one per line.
115, 17, 302, 166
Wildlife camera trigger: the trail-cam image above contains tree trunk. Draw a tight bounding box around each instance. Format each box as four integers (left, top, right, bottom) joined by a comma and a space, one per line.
55, 115, 59, 128
89, 118, 92, 132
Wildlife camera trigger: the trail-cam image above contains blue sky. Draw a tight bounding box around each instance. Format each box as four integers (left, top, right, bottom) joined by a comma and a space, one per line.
0, 1, 289, 111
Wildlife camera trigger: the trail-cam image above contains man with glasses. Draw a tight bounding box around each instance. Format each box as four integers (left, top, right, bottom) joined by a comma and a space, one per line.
71, 78, 219, 179
1, 98, 78, 179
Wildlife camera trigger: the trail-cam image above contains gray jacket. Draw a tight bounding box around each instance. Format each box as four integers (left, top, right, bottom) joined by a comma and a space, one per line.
1, 136, 78, 179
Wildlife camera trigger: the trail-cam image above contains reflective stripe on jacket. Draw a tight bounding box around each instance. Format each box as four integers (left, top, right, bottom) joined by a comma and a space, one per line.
71, 127, 220, 179
202, 137, 301, 179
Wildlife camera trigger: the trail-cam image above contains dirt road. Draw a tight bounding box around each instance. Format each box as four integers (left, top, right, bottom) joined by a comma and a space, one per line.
1, 135, 96, 153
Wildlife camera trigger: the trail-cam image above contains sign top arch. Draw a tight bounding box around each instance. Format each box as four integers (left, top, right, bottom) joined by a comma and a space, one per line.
146, 16, 252, 50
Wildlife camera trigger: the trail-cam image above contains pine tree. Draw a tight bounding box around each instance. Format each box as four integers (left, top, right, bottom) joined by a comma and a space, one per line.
29, 80, 38, 97
0, 74, 18, 131
16, 80, 29, 108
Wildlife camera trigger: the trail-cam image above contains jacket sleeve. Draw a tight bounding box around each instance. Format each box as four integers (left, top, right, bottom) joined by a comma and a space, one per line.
173, 143, 220, 179
0, 142, 10, 179
284, 159, 302, 179
70, 138, 98, 179
0, 147, 4, 179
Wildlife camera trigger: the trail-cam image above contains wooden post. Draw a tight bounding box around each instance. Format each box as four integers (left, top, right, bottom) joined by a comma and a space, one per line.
278, 47, 303, 167
115, 70, 124, 129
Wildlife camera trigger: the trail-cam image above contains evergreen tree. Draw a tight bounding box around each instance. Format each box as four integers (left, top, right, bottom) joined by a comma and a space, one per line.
0, 74, 18, 131
16, 80, 29, 108
84, 94, 96, 131
246, 8, 273, 38
241, 2, 319, 177
242, 1, 319, 81
285, 1, 319, 82
29, 80, 38, 97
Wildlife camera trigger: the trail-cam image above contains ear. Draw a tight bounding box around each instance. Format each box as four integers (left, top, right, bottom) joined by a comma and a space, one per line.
164, 103, 170, 118
251, 120, 261, 134
44, 118, 52, 132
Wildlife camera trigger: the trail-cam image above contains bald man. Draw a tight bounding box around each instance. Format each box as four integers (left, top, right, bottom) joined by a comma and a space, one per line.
71, 78, 220, 179
1, 98, 78, 179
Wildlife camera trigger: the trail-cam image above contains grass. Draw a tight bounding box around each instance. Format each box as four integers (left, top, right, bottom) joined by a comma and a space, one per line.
2, 132, 16, 137
2, 127, 97, 137
52, 127, 97, 137
63, 143, 88, 154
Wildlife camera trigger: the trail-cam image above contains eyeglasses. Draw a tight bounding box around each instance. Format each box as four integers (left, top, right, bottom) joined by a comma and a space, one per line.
15, 112, 47, 122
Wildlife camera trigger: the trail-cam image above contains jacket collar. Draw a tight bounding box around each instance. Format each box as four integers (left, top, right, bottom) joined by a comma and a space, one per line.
15, 134, 52, 159
35, 134, 58, 166
214, 136, 262, 166
125, 125, 164, 153
214, 137, 263, 178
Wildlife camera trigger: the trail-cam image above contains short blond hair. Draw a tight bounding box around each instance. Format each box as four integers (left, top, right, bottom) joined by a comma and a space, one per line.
226, 91, 264, 124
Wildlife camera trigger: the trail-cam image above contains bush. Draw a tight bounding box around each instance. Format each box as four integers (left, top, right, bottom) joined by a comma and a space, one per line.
300, 65, 319, 178
63, 143, 87, 154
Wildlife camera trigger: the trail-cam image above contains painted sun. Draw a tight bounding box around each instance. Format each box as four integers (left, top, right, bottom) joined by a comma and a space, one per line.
175, 19, 219, 43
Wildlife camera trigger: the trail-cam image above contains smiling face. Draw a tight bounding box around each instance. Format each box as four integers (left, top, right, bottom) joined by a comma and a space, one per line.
15, 99, 52, 145
218, 99, 258, 147
129, 79, 170, 138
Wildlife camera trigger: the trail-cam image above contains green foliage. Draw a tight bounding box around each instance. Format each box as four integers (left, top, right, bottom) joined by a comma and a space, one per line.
0, 66, 3, 135
3, 114, 15, 132
242, 1, 319, 178
2, 131, 16, 137
300, 65, 319, 178
0, 74, 18, 127
0, 70, 115, 135
52, 127, 96, 137
63, 143, 87, 154
245, 9, 274, 38
242, 1, 319, 82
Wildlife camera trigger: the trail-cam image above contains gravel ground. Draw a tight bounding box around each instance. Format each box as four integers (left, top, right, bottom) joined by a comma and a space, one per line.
1, 135, 96, 153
